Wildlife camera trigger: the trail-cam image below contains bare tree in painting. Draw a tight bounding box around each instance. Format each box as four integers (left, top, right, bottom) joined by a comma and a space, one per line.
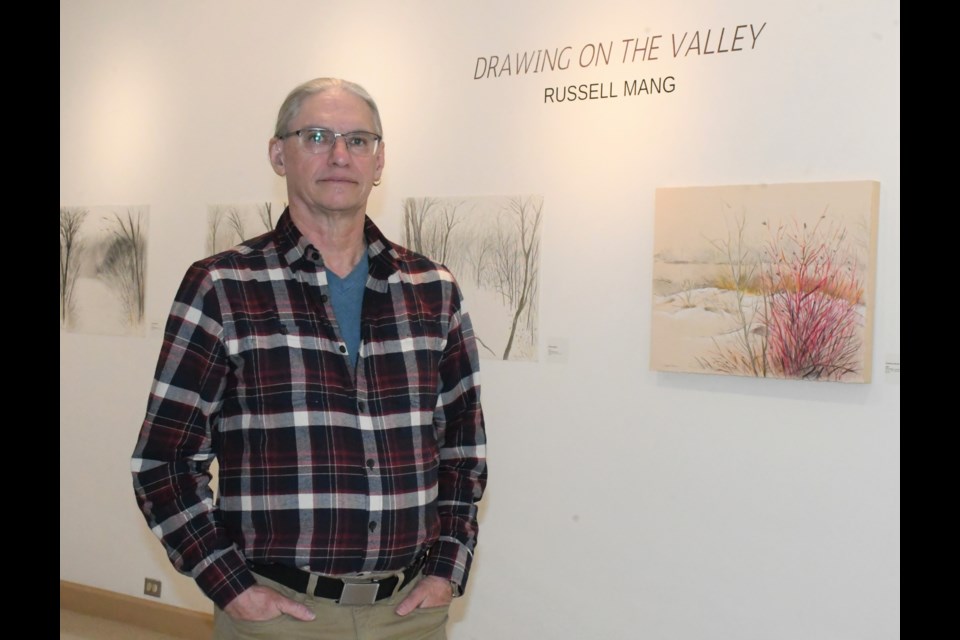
257, 202, 274, 232
429, 200, 464, 267
60, 207, 88, 327
208, 205, 227, 254
464, 230, 495, 288
404, 197, 465, 273
98, 209, 147, 327
699, 213, 768, 377
210, 203, 276, 254
226, 207, 246, 242
402, 194, 544, 361
491, 196, 542, 360
403, 197, 439, 255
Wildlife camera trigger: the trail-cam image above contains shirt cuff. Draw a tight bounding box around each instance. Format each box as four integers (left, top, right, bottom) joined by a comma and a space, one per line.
195, 548, 259, 610
423, 538, 473, 596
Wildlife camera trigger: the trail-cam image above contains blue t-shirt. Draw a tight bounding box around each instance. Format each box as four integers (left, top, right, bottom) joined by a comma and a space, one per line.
326, 251, 368, 369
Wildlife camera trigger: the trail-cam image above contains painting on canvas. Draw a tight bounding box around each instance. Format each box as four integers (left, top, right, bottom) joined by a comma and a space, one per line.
651, 181, 880, 383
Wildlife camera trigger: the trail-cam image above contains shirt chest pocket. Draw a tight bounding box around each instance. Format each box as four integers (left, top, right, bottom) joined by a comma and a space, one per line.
226, 314, 346, 412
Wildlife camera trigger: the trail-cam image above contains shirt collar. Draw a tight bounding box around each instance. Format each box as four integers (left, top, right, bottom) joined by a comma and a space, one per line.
274, 207, 401, 278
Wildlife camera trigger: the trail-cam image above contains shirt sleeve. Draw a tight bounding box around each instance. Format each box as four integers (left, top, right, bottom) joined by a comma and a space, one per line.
423, 282, 488, 595
130, 262, 256, 609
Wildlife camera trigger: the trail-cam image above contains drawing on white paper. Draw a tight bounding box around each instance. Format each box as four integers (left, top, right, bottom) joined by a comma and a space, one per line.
60, 205, 148, 336
403, 195, 543, 362
207, 202, 280, 255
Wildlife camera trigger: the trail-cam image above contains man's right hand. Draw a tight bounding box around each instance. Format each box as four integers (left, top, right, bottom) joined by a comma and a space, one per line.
223, 585, 316, 622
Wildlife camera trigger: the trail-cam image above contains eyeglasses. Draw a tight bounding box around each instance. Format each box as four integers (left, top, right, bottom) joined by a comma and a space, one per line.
279, 128, 382, 157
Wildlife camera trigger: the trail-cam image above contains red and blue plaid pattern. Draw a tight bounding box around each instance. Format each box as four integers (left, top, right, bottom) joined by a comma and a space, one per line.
132, 210, 486, 608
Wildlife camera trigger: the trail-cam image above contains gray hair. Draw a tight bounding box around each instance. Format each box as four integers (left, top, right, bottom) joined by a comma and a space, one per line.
274, 78, 383, 138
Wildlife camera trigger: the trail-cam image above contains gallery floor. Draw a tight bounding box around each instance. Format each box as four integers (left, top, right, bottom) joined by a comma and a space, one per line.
60, 609, 190, 640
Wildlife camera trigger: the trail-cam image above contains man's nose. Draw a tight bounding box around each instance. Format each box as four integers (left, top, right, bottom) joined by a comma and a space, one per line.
328, 136, 351, 163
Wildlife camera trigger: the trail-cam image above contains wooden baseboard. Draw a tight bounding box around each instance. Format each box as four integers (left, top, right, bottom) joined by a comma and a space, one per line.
60, 580, 213, 640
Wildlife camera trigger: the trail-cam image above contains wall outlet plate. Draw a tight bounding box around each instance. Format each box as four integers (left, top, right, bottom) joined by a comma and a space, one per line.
143, 578, 162, 598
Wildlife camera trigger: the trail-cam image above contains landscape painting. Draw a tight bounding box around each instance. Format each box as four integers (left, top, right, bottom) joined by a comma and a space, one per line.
60, 205, 148, 336
403, 195, 542, 362
651, 181, 880, 383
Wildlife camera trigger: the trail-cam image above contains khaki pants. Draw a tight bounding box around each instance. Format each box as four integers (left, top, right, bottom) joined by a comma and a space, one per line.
213, 572, 448, 640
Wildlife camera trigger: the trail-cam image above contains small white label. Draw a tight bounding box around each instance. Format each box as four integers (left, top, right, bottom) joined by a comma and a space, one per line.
885, 354, 900, 383
546, 337, 568, 363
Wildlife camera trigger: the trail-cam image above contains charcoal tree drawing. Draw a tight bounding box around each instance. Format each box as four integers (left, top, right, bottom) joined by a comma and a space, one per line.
207, 202, 278, 254
59, 205, 149, 336
650, 181, 879, 383
403, 195, 543, 362
60, 207, 88, 328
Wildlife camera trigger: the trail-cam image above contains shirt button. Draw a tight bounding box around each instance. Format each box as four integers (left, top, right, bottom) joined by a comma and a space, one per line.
278, 325, 289, 335
358, 402, 366, 412
339, 345, 347, 354
320, 294, 328, 303
368, 521, 377, 532
366, 459, 375, 469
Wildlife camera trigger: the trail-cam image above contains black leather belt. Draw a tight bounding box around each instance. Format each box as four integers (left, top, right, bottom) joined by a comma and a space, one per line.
248, 555, 426, 605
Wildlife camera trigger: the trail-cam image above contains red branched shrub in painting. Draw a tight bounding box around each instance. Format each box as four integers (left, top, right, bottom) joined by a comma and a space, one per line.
761, 216, 863, 380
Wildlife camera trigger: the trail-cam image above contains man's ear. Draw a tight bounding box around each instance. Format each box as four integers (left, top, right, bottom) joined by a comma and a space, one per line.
373, 142, 385, 182
268, 137, 286, 176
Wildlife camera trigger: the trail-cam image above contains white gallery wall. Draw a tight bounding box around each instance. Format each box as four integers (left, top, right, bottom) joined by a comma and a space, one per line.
60, 1, 900, 639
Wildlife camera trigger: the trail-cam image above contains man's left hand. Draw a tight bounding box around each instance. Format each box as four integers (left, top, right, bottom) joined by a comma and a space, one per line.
395, 575, 453, 616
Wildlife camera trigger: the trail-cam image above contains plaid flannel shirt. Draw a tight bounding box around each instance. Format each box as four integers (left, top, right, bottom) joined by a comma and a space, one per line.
131, 210, 486, 608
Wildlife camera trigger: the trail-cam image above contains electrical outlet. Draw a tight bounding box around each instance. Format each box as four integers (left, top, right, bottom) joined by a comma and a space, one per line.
143, 578, 162, 598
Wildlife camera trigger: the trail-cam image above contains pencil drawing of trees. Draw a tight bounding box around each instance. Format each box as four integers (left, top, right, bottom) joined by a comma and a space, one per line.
60, 207, 88, 328
432, 201, 464, 267
403, 194, 543, 362
404, 198, 468, 272
465, 234, 495, 288
258, 202, 274, 231
208, 205, 227, 254
60, 204, 149, 336
403, 197, 437, 255
226, 207, 246, 243
208, 203, 278, 255
98, 209, 147, 327
491, 197, 542, 360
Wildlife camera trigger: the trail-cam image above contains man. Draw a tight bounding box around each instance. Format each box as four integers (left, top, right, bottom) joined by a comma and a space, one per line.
131, 78, 487, 639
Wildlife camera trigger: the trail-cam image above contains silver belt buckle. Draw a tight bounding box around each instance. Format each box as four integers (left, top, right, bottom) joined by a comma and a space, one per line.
339, 581, 380, 606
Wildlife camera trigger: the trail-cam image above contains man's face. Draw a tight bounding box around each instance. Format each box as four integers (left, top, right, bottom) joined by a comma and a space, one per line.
269, 89, 384, 220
